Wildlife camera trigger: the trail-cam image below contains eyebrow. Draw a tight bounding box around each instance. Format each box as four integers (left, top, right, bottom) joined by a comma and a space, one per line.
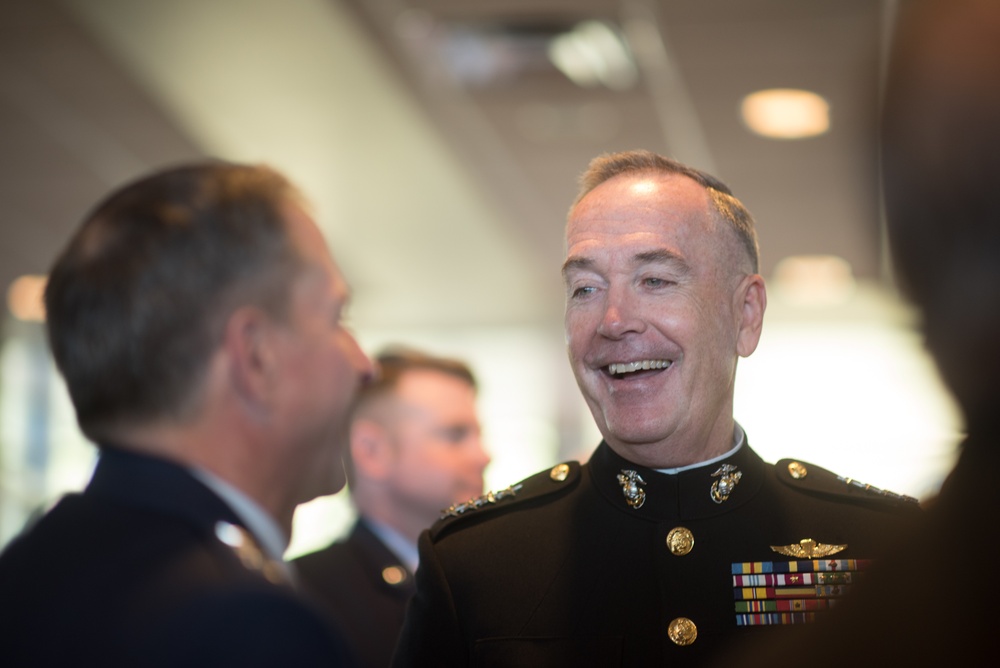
634, 249, 686, 268
561, 256, 595, 277
561, 248, 690, 278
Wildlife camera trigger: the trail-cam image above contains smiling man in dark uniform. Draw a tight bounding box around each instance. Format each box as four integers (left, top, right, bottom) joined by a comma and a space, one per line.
0, 162, 372, 666
392, 150, 920, 667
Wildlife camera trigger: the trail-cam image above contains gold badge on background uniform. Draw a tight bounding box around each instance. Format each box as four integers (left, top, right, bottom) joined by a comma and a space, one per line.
617, 469, 647, 509
381, 565, 408, 586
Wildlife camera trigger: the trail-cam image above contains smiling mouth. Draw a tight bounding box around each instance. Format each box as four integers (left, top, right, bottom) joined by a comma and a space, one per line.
606, 359, 673, 376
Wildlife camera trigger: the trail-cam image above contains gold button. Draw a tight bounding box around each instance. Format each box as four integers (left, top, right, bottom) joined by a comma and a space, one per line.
788, 461, 808, 479
667, 617, 697, 646
665, 527, 694, 556
381, 566, 408, 586
550, 463, 570, 482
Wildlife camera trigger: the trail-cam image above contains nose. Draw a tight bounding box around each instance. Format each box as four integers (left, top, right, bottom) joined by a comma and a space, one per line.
471, 437, 491, 474
347, 334, 376, 386
595, 286, 646, 339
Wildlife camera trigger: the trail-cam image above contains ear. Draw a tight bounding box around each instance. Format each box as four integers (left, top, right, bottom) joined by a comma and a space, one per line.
349, 418, 394, 481
735, 274, 767, 358
222, 306, 279, 412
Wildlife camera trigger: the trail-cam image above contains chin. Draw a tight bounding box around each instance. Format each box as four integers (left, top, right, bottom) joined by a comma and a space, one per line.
298, 457, 348, 503
603, 411, 673, 442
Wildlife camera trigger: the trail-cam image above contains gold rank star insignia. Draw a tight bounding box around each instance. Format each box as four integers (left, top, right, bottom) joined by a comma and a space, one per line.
770, 538, 847, 558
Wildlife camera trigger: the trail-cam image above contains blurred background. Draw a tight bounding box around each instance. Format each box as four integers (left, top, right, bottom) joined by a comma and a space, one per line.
0, 0, 961, 557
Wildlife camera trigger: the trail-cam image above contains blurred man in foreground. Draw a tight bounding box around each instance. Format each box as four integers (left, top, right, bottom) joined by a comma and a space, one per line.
720, 1, 1000, 664
0, 162, 372, 666
295, 346, 490, 668
393, 150, 920, 667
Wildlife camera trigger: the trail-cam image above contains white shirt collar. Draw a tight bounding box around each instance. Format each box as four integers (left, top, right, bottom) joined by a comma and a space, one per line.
189, 467, 290, 564
364, 517, 419, 574
654, 421, 746, 475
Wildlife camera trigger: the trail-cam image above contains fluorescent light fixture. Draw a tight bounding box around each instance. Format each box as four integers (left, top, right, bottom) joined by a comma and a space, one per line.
741, 88, 830, 139
548, 20, 637, 90
772, 254, 855, 306
6, 275, 47, 322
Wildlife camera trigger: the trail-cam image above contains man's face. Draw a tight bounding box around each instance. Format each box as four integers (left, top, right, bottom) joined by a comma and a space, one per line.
562, 173, 763, 467
273, 205, 373, 499
379, 369, 490, 520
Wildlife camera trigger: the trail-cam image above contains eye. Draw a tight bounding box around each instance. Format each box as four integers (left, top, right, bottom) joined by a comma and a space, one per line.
642, 276, 673, 289
571, 285, 596, 299
440, 425, 475, 444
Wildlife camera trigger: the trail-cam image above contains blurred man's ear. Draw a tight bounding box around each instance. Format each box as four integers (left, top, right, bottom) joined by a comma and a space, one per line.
350, 418, 394, 481
736, 274, 766, 358
223, 306, 281, 415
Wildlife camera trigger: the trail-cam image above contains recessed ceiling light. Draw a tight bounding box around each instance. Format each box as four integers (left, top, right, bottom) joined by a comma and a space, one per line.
741, 88, 830, 139
772, 255, 855, 306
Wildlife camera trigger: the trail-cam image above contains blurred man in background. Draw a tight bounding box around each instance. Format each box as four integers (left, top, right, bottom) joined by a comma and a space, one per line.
0, 162, 372, 666
295, 346, 490, 668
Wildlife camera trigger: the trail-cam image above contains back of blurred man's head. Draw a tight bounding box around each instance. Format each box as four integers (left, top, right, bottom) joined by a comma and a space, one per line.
881, 0, 1000, 428
44, 163, 304, 441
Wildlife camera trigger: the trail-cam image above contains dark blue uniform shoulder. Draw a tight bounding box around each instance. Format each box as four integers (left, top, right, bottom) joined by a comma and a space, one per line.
430, 461, 582, 541
775, 458, 921, 510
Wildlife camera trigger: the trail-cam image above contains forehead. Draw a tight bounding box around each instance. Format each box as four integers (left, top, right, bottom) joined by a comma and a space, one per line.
567, 173, 715, 245
394, 368, 474, 399
564, 173, 731, 272
283, 203, 349, 301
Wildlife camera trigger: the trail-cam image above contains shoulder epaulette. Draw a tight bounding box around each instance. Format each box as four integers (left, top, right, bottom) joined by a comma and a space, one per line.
430, 461, 581, 541
775, 458, 921, 508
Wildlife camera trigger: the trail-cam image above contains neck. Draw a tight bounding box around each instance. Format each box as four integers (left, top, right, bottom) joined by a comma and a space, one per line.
606, 415, 736, 469
110, 421, 297, 537
354, 490, 425, 546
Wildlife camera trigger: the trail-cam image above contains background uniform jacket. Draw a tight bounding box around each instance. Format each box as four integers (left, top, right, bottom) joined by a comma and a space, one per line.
392, 440, 920, 667
295, 520, 417, 668
0, 447, 355, 668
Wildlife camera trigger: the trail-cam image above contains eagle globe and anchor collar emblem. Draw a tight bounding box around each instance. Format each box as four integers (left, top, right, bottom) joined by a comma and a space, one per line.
710, 463, 742, 503
616, 462, 744, 510
617, 470, 647, 509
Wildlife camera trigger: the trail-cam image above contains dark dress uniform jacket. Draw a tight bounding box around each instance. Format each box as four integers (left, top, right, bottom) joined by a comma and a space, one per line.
295, 520, 417, 668
718, 428, 1000, 667
0, 447, 355, 668
392, 440, 920, 667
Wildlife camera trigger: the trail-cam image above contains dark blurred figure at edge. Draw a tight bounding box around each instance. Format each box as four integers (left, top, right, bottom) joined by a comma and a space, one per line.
294, 346, 491, 667
391, 147, 923, 667
714, 0, 1000, 665
0, 162, 373, 666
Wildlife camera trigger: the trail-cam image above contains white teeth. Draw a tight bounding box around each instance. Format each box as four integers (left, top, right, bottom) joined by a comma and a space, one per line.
607, 360, 671, 375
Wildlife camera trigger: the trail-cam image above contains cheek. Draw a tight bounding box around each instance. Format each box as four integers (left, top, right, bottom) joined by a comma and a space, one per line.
564, 318, 591, 362
414, 447, 464, 481
565, 303, 597, 337
319, 338, 356, 397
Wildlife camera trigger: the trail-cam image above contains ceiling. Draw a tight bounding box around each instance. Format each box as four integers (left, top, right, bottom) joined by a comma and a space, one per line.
0, 0, 901, 336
